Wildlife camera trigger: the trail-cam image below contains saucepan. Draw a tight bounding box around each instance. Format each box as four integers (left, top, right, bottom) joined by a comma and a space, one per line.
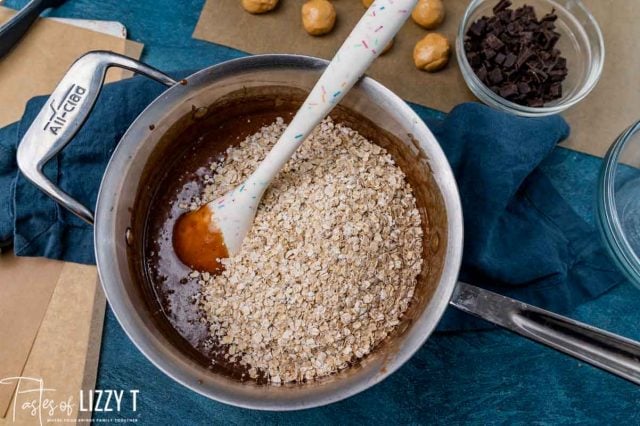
16, 51, 640, 410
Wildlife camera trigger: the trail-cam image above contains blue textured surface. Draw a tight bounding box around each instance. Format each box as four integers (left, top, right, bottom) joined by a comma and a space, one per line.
4, 0, 640, 423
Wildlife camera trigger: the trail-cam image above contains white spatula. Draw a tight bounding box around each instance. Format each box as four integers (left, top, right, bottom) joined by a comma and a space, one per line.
173, 0, 418, 272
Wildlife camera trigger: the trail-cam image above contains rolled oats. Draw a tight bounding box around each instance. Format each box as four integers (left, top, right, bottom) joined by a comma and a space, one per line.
196, 117, 423, 384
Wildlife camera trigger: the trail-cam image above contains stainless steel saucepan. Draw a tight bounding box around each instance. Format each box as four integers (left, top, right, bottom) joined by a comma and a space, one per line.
16, 51, 640, 410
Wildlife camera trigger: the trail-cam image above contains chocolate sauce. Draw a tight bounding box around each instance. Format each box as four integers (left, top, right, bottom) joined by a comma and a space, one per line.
140, 102, 295, 381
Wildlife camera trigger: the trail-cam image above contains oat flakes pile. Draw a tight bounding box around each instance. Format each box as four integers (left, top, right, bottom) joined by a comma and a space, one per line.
197, 117, 423, 384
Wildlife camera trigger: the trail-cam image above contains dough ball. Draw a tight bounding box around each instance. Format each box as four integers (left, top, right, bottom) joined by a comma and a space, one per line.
413, 33, 450, 72
302, 0, 337, 36
411, 0, 445, 29
242, 0, 279, 14
362, 0, 374, 8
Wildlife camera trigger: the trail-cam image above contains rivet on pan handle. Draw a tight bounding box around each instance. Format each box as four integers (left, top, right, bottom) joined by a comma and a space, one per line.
16, 50, 177, 224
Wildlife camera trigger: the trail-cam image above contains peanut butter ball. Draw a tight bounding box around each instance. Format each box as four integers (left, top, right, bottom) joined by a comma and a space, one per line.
302, 0, 336, 36
413, 33, 450, 72
411, 0, 445, 29
361, 0, 374, 8
242, 0, 279, 14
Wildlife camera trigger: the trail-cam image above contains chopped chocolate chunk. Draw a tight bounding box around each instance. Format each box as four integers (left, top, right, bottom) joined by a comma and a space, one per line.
517, 82, 531, 95
469, 19, 487, 38
541, 10, 558, 22
483, 48, 497, 60
516, 48, 535, 69
543, 31, 560, 50
548, 82, 562, 98
499, 82, 519, 98
528, 98, 544, 107
529, 67, 548, 82
467, 51, 483, 67
493, 0, 511, 14
485, 33, 505, 51
549, 68, 568, 82
477, 65, 488, 82
503, 52, 517, 68
464, 0, 568, 107
555, 57, 567, 69
497, 9, 513, 24
520, 31, 534, 44
489, 21, 505, 36
488, 68, 503, 84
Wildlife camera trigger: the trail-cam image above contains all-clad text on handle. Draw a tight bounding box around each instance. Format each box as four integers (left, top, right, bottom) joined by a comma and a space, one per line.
16, 51, 176, 224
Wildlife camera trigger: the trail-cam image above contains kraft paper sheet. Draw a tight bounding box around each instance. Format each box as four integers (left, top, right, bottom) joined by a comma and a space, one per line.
0, 7, 143, 424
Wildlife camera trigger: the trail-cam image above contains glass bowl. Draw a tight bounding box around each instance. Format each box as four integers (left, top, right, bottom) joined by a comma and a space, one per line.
598, 121, 640, 287
456, 0, 605, 117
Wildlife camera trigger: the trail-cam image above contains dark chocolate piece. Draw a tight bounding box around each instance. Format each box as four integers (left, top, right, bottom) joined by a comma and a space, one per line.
516, 48, 535, 69
483, 48, 497, 60
485, 33, 505, 50
503, 52, 517, 68
517, 82, 531, 95
548, 82, 562, 98
528, 98, 544, 107
499, 82, 518, 98
493, 0, 511, 14
467, 51, 483, 67
469, 19, 487, 37
477, 65, 488, 82
489, 68, 504, 84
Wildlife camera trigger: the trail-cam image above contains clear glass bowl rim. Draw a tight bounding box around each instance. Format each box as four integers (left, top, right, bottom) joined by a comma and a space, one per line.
597, 120, 640, 286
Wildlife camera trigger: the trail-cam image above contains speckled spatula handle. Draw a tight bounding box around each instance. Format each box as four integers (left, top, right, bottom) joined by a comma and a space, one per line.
211, 0, 417, 254
248, 0, 417, 186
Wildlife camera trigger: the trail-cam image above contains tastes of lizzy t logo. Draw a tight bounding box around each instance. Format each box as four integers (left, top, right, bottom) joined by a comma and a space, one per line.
43, 84, 87, 136
0, 376, 139, 425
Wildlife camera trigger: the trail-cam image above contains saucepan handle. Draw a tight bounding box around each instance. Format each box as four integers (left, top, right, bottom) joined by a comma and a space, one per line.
450, 282, 640, 385
16, 51, 176, 224
0, 0, 51, 59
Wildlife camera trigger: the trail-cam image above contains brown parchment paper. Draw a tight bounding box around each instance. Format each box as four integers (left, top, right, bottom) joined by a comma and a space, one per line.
0, 7, 143, 422
194, 0, 640, 158
0, 7, 142, 126
194, 0, 473, 112
561, 0, 640, 158
0, 254, 62, 419
5, 265, 103, 425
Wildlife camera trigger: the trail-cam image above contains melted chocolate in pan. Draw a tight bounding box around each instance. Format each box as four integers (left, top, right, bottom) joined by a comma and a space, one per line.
142, 103, 296, 382
130, 89, 447, 384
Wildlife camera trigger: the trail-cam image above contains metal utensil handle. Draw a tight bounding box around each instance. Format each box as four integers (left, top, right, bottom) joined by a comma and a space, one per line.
16, 51, 176, 224
451, 282, 640, 385
0, 0, 52, 59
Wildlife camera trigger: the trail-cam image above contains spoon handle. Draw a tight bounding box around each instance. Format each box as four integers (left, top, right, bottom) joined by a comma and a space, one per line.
248, 0, 417, 187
